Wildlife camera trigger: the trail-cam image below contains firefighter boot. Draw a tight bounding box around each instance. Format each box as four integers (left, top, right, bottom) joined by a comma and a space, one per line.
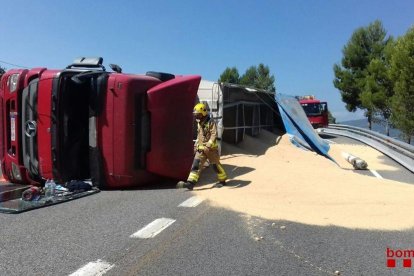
213, 180, 226, 188
176, 181, 195, 190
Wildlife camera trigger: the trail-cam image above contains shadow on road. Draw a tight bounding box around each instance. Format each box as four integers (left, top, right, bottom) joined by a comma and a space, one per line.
118, 163, 255, 192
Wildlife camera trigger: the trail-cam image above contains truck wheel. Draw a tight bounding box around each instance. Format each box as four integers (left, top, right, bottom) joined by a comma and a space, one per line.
145, 71, 175, 82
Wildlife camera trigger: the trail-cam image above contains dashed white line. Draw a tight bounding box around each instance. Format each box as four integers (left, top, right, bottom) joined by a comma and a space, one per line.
69, 259, 114, 276
130, 218, 176, 239
370, 169, 383, 179
71, 198, 203, 273
178, 196, 204, 207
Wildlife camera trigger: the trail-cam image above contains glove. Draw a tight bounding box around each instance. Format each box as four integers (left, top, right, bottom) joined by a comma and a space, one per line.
196, 145, 205, 153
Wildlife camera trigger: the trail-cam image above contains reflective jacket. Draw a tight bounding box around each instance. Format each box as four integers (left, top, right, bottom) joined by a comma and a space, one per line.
195, 116, 218, 150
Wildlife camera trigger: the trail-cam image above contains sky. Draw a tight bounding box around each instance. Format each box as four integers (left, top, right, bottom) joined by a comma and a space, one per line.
1, 0, 413, 122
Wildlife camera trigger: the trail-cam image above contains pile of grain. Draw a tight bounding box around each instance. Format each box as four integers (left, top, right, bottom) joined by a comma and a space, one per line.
193, 131, 414, 230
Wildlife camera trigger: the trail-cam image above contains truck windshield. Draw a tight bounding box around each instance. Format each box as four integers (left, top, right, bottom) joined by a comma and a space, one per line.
301, 103, 322, 116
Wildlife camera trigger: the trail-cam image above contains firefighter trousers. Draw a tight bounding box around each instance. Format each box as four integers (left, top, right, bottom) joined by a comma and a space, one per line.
187, 149, 227, 184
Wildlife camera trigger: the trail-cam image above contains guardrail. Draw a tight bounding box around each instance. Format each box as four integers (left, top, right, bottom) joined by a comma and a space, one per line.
335, 124, 414, 150
328, 124, 414, 158
319, 124, 414, 173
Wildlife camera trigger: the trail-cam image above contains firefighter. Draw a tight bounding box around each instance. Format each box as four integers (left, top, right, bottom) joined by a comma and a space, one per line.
177, 103, 227, 190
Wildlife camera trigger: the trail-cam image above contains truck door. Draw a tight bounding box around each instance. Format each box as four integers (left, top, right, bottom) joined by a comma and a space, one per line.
146, 75, 201, 179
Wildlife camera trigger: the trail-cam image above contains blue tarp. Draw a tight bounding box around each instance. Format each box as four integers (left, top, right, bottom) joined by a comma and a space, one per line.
275, 94, 335, 162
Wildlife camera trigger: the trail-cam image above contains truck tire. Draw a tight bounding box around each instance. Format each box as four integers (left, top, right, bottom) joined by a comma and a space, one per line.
146, 71, 175, 82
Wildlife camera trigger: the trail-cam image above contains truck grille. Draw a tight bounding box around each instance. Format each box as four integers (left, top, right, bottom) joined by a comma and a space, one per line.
21, 79, 39, 178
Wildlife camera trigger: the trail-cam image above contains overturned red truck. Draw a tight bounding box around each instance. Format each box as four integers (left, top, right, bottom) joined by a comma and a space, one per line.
0, 57, 201, 188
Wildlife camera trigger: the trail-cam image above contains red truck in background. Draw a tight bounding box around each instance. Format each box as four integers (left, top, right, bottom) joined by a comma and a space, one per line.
296, 95, 329, 129
0, 57, 201, 188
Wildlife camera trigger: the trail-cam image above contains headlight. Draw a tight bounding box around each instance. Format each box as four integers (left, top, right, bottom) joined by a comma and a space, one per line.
7, 74, 19, 93
11, 162, 22, 181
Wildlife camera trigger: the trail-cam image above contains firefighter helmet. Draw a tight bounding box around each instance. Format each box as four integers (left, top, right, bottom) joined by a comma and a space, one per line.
193, 103, 208, 117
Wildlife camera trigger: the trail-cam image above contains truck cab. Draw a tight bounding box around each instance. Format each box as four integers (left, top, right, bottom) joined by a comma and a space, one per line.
297, 95, 328, 129
0, 58, 201, 188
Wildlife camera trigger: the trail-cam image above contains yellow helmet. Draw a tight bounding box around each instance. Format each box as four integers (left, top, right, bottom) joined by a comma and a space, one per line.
193, 103, 208, 117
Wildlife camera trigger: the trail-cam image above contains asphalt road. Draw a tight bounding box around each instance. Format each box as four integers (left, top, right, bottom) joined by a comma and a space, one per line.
1, 136, 413, 276
1, 186, 413, 276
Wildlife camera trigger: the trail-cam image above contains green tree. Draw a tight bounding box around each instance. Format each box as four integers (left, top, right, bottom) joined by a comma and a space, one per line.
219, 64, 276, 92
389, 26, 414, 144
364, 37, 395, 135
256, 64, 276, 92
328, 111, 336, 124
218, 67, 240, 84
333, 20, 390, 129
239, 66, 257, 87
240, 64, 276, 92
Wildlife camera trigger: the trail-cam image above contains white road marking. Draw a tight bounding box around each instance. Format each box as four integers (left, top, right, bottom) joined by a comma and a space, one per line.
178, 196, 204, 207
130, 218, 176, 239
370, 169, 383, 179
69, 259, 114, 276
